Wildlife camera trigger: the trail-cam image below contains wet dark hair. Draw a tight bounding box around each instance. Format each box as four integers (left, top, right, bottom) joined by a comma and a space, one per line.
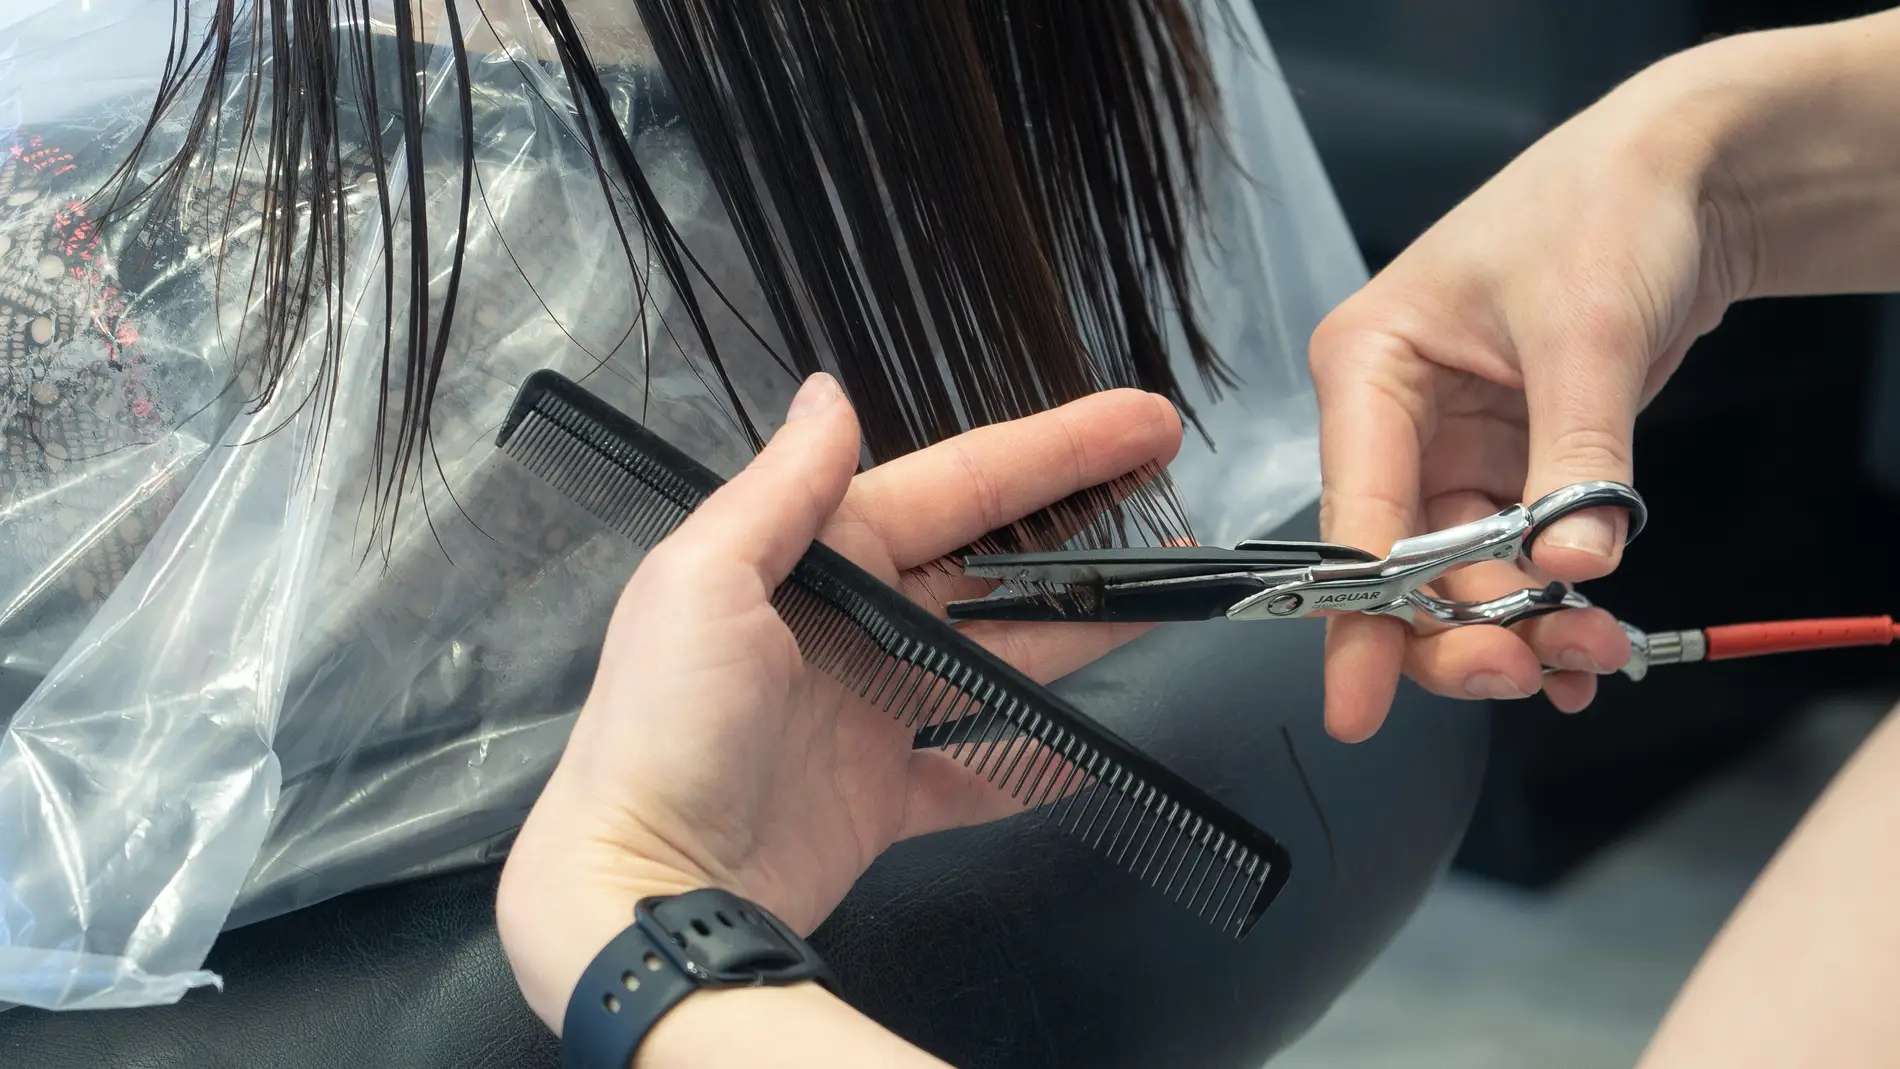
100, 0, 1240, 554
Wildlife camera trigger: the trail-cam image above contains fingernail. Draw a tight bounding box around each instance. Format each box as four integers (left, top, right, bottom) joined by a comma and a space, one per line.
1150, 392, 1183, 427
1539, 512, 1617, 559
1465, 673, 1530, 700
786, 373, 840, 421
1555, 649, 1603, 674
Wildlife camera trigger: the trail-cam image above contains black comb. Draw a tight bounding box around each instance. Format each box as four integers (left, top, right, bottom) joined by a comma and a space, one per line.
496, 371, 1290, 939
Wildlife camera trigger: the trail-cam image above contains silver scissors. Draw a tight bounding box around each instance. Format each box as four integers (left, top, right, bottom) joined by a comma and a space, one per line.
946, 481, 1692, 681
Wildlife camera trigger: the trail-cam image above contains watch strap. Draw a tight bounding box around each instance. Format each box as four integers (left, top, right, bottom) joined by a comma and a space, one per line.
561, 917, 695, 1069
561, 888, 834, 1069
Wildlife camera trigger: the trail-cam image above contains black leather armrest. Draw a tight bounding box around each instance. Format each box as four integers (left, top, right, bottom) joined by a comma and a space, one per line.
0, 505, 1488, 1068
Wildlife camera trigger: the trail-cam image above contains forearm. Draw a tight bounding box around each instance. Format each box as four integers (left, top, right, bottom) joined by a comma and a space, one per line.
636, 983, 950, 1069
1636, 706, 1900, 1068
1635, 9, 1900, 298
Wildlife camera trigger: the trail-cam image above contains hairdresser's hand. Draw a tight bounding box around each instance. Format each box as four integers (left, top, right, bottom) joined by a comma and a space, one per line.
497, 375, 1182, 1030
1309, 52, 1756, 741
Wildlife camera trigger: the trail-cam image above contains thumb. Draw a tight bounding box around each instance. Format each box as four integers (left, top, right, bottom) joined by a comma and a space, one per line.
666, 372, 863, 587
1519, 321, 1647, 583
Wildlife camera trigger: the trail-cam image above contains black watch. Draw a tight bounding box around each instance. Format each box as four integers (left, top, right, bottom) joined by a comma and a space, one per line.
560, 888, 835, 1068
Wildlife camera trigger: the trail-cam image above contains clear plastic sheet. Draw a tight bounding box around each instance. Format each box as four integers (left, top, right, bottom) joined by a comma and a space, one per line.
0, 0, 1358, 1011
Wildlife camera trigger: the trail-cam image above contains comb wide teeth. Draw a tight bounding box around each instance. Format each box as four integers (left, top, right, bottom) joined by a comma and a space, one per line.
498, 371, 1290, 938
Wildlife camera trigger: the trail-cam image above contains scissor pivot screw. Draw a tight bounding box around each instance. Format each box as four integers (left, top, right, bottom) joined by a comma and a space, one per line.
1267, 594, 1303, 616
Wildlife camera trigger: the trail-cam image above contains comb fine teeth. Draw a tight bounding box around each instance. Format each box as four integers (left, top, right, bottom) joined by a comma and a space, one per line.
497, 370, 1290, 939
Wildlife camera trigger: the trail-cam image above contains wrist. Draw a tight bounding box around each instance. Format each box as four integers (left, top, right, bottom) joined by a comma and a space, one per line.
498, 762, 746, 1031
510, 881, 878, 1069
497, 854, 705, 1033
638, 982, 951, 1069
1626, 13, 1900, 299
498, 780, 720, 1033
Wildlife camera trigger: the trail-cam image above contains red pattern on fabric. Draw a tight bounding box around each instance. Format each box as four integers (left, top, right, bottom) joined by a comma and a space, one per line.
37, 167, 163, 439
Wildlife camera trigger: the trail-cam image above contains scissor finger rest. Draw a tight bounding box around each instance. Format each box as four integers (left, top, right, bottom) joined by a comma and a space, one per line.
1398, 582, 1592, 631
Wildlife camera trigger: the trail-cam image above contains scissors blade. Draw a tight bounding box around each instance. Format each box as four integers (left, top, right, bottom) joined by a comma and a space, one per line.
959, 542, 1366, 586
945, 573, 1278, 623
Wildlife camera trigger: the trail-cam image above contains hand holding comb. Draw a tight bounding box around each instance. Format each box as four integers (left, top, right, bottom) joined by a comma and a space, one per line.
495, 370, 1290, 940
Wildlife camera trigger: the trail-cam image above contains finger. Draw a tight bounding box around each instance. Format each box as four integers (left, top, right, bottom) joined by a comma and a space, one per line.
1394, 602, 1626, 708
1517, 285, 1649, 582
1418, 491, 1631, 695
1309, 327, 1434, 742
1402, 626, 1545, 702
836, 389, 1183, 572
1310, 329, 1432, 558
1323, 615, 1409, 744
1403, 633, 1604, 712
660, 373, 861, 588
1394, 601, 1627, 701
1540, 670, 1598, 714
1515, 607, 1632, 678
1327, 483, 1538, 713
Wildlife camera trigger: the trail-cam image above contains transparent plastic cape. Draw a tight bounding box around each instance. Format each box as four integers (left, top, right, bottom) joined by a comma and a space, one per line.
0, 0, 1361, 1010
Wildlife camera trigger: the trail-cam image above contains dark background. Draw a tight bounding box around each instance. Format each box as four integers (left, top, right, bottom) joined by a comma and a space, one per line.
1253, 0, 1900, 887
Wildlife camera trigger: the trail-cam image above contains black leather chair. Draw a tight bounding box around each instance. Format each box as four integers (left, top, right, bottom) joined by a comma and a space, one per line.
0, 504, 1486, 1068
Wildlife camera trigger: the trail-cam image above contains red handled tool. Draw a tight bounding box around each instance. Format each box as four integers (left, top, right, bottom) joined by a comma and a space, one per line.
1620, 616, 1900, 679
947, 480, 1899, 682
